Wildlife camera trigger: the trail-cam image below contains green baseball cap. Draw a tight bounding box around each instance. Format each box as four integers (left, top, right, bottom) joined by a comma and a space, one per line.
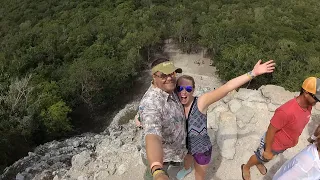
151, 61, 182, 75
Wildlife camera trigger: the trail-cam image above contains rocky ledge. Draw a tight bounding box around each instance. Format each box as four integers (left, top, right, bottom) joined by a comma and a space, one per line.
1, 85, 320, 180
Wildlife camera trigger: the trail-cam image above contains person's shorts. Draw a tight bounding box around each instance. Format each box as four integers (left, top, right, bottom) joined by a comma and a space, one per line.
192, 147, 212, 165
254, 134, 286, 163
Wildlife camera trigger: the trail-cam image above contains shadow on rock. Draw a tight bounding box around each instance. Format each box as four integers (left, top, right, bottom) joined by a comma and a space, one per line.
263, 154, 288, 180
206, 144, 223, 180
308, 114, 320, 136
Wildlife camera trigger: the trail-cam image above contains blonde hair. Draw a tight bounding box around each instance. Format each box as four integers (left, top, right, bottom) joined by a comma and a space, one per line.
177, 75, 195, 87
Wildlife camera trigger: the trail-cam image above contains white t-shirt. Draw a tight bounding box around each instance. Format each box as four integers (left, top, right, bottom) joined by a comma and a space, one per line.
273, 144, 320, 180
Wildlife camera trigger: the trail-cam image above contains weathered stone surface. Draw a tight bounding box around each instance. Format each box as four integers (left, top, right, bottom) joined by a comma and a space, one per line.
93, 170, 110, 180
1, 83, 316, 180
234, 88, 266, 102
116, 164, 127, 175
267, 103, 279, 112
259, 85, 297, 105
241, 101, 268, 111
315, 103, 320, 111
228, 99, 242, 113
71, 151, 91, 170
217, 112, 237, 159
207, 111, 218, 131
236, 106, 255, 129
213, 102, 229, 113
222, 90, 237, 103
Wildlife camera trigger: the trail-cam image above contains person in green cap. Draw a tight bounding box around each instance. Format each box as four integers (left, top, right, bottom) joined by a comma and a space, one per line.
138, 57, 186, 180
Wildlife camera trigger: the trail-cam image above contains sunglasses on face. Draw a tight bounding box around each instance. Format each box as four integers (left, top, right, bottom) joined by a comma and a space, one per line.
309, 92, 320, 102
176, 86, 193, 93
154, 72, 176, 80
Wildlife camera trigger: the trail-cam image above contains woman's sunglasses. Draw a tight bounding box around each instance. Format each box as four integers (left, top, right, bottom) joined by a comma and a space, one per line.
176, 86, 193, 93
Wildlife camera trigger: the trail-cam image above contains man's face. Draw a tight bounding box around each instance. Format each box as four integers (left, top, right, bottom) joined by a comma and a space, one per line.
305, 92, 320, 106
153, 71, 176, 93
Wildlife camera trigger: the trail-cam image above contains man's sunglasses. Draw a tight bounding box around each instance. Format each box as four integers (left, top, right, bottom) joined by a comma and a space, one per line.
309, 92, 320, 102
176, 86, 193, 93
154, 72, 176, 80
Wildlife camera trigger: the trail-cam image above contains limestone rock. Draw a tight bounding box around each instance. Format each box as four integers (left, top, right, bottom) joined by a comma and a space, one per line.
315, 103, 320, 111
222, 90, 236, 103
267, 103, 279, 112
207, 111, 218, 131
16, 173, 25, 180
116, 164, 127, 175
207, 101, 222, 112
93, 170, 110, 180
213, 102, 229, 113
236, 106, 255, 128
2, 82, 316, 180
217, 112, 237, 159
234, 88, 266, 102
71, 151, 91, 170
228, 99, 242, 113
242, 101, 268, 111
260, 85, 297, 105
77, 175, 89, 180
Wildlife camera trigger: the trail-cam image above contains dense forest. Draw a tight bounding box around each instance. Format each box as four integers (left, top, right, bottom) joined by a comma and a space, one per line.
1, 0, 320, 172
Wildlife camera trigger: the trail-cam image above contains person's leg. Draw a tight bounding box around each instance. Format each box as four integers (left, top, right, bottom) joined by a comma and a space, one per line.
242, 154, 261, 180
194, 161, 209, 180
242, 134, 268, 180
193, 148, 212, 180
183, 154, 194, 169
176, 154, 193, 180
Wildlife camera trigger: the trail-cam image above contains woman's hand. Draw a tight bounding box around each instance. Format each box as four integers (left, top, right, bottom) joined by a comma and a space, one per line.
252, 60, 276, 76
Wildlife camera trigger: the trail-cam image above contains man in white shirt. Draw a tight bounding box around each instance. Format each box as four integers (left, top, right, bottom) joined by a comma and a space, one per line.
273, 127, 320, 180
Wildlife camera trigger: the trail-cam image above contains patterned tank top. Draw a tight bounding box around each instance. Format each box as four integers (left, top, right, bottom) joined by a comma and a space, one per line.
187, 97, 212, 155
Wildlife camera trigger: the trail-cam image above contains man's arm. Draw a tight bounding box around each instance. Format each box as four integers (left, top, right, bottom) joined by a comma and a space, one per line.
264, 124, 278, 160
307, 124, 320, 143
145, 135, 169, 180
140, 98, 168, 179
263, 110, 287, 160
146, 134, 164, 171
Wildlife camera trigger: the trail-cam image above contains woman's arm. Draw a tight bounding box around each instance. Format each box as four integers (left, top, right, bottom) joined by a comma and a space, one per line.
197, 60, 275, 113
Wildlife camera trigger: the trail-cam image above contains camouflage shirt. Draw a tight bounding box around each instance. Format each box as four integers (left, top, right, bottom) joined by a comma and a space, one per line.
139, 85, 187, 162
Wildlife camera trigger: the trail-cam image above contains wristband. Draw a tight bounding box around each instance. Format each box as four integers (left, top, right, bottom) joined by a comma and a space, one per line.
152, 169, 166, 177
311, 134, 317, 140
150, 162, 163, 173
246, 71, 256, 80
